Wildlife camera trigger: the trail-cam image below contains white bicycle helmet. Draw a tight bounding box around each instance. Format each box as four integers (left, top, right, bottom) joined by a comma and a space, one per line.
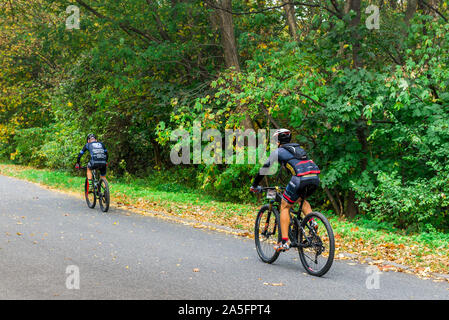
273, 128, 291, 144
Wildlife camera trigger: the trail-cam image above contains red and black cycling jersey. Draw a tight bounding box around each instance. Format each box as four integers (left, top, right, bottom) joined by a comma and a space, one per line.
252, 143, 320, 187
77, 141, 108, 165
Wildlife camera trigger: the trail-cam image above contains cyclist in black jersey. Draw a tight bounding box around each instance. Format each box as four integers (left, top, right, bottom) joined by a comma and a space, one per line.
250, 129, 320, 252
75, 134, 108, 185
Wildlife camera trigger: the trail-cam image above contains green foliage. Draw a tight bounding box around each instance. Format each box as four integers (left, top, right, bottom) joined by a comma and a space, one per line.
356, 171, 449, 231
11, 127, 48, 166
197, 164, 257, 202
1, 0, 449, 232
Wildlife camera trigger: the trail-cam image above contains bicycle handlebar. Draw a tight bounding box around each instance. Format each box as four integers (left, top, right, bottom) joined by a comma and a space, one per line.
261, 186, 285, 191
76, 164, 107, 170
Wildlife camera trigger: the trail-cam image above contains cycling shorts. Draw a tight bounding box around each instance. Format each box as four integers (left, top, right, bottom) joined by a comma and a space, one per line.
282, 175, 319, 204
88, 161, 107, 176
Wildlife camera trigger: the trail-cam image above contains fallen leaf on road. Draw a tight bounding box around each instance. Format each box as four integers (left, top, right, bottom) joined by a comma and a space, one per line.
263, 282, 284, 287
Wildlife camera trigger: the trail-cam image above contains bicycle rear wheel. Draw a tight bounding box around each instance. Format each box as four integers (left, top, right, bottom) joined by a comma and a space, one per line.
298, 211, 335, 277
98, 177, 110, 212
255, 205, 281, 264
85, 178, 96, 209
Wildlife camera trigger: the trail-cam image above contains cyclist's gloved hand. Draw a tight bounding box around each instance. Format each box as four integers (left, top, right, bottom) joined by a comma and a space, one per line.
250, 186, 262, 193
75, 163, 80, 169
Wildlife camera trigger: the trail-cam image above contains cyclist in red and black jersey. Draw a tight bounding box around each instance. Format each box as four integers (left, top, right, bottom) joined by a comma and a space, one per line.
250, 129, 320, 252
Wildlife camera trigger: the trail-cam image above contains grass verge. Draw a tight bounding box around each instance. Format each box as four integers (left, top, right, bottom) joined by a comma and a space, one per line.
0, 163, 448, 280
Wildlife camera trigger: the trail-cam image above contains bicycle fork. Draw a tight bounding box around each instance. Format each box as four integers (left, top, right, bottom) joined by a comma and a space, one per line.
261, 210, 276, 237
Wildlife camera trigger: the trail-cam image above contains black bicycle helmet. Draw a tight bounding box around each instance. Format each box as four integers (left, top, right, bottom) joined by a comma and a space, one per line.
273, 128, 291, 144
86, 133, 96, 142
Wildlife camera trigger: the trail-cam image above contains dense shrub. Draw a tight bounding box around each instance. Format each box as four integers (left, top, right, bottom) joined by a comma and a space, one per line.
356, 171, 449, 232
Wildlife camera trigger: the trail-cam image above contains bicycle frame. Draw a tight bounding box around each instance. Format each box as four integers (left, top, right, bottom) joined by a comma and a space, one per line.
80, 166, 100, 195
262, 187, 318, 249
91, 169, 98, 189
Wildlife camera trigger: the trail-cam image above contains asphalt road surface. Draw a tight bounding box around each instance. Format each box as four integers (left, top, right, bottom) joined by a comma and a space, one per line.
0, 175, 448, 300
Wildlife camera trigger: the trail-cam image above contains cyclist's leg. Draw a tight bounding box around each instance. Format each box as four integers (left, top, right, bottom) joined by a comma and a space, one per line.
280, 198, 293, 243
99, 164, 107, 182
296, 176, 320, 215
297, 197, 312, 215
86, 161, 93, 180
279, 176, 302, 247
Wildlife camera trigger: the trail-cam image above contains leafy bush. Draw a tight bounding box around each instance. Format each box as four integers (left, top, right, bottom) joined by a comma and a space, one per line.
11, 127, 48, 167
356, 171, 449, 232
197, 163, 257, 202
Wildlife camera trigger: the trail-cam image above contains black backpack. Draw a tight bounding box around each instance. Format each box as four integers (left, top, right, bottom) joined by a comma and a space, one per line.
281, 143, 308, 160
281, 143, 320, 176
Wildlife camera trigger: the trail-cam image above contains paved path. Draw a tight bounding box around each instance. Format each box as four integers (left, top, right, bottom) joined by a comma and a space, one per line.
0, 175, 447, 299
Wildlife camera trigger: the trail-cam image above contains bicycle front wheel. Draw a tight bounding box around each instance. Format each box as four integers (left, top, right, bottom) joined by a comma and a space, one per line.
255, 205, 281, 264
85, 178, 96, 209
298, 211, 335, 277
98, 177, 110, 212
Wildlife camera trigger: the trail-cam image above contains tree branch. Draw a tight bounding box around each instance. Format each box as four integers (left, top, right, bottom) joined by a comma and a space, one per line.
204, 1, 342, 19
74, 0, 159, 43
420, 0, 448, 22
297, 91, 327, 108
146, 0, 171, 41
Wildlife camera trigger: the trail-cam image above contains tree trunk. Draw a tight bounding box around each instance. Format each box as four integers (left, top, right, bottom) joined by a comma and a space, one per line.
210, 1, 254, 129
356, 123, 368, 171
405, 0, 418, 25
345, 0, 362, 69
151, 139, 162, 168
345, 190, 359, 218
282, 1, 299, 41
215, 0, 240, 71
324, 187, 342, 216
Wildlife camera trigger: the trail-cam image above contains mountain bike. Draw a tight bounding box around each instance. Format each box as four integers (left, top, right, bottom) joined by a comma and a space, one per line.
79, 166, 110, 212
254, 186, 335, 277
